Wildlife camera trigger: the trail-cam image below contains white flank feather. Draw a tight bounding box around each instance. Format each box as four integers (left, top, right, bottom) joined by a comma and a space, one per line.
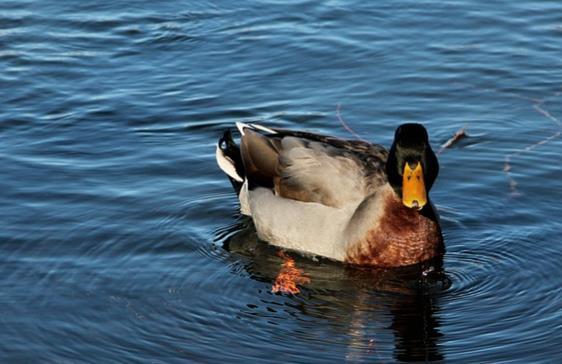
239, 180, 251, 215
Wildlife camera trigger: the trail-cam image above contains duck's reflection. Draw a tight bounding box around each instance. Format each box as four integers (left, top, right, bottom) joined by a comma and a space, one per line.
390, 291, 444, 362
218, 220, 447, 362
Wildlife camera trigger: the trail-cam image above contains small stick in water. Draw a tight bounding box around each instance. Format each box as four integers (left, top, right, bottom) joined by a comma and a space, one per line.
337, 104, 366, 141
450, 81, 562, 195
438, 126, 468, 154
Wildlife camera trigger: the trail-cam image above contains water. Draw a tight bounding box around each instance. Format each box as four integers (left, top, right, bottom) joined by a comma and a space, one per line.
1, 0, 561, 362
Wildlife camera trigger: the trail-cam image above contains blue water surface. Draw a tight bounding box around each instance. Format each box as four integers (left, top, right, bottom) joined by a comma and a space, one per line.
1, 0, 561, 362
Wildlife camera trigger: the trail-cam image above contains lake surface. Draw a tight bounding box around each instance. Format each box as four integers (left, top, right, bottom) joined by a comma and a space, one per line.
1, 0, 561, 362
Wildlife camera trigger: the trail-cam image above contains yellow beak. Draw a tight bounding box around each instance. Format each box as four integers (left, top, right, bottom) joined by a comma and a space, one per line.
402, 162, 427, 210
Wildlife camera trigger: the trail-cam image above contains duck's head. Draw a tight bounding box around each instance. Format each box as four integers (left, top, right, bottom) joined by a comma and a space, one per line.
386, 123, 439, 211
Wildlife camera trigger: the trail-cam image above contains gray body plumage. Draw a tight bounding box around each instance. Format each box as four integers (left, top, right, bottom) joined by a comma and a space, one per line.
217, 123, 393, 261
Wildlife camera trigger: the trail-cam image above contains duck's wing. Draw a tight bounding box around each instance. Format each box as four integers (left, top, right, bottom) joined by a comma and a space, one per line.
239, 124, 389, 208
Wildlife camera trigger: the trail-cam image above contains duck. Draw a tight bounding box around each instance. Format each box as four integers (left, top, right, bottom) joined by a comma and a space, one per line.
215, 122, 444, 267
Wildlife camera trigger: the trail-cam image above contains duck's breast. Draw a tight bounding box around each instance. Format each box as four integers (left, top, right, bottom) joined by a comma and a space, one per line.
345, 195, 443, 267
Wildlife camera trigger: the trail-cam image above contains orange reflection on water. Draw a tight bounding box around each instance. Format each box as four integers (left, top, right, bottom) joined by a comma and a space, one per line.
271, 251, 310, 294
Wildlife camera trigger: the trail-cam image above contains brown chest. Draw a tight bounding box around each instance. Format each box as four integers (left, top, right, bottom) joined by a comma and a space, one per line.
345, 197, 443, 267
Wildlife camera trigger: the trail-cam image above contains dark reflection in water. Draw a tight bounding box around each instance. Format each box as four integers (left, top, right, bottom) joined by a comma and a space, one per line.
390, 293, 443, 362
222, 220, 447, 362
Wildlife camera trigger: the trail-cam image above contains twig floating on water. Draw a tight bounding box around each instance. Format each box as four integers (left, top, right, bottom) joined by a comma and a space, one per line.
438, 126, 468, 154
336, 104, 365, 141
504, 101, 561, 195
452, 81, 562, 196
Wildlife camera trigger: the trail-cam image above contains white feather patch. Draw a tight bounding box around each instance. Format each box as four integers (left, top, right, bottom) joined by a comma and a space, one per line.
249, 123, 276, 134
235, 121, 277, 136
235, 121, 249, 136
215, 145, 243, 182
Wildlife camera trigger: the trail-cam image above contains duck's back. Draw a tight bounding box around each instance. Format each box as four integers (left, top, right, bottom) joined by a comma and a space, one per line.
239, 126, 390, 207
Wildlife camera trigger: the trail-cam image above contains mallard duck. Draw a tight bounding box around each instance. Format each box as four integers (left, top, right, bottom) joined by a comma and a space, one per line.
215, 122, 443, 267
